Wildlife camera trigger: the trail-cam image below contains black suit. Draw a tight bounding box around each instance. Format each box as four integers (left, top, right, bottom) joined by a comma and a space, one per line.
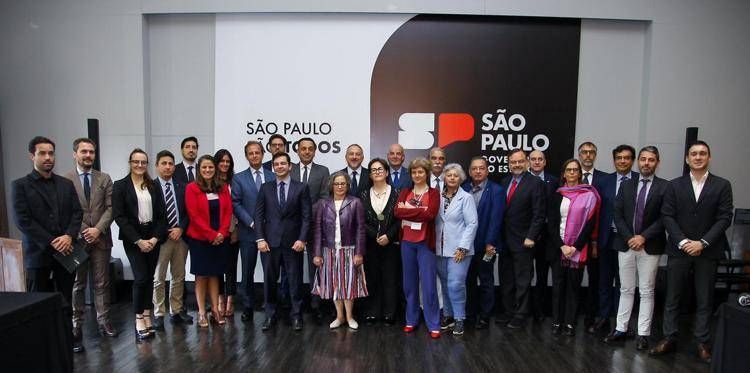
584, 168, 610, 324
173, 162, 196, 185
613, 176, 668, 255
500, 172, 546, 318
531, 172, 558, 318
342, 167, 371, 197
255, 178, 312, 320
153, 178, 189, 230
12, 170, 83, 303
660, 173, 733, 343
112, 176, 167, 314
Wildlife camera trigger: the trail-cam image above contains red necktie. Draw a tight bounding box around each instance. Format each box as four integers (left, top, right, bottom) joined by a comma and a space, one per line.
506, 178, 518, 204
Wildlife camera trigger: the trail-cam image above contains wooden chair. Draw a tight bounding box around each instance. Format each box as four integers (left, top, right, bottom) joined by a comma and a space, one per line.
0, 237, 25, 291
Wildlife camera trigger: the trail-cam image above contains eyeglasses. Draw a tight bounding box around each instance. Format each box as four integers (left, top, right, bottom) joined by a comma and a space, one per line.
130, 160, 148, 166
333, 182, 348, 187
371, 167, 386, 174
564, 168, 580, 173
579, 150, 596, 155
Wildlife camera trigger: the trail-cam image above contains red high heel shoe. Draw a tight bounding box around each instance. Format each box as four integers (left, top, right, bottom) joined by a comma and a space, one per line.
403, 325, 415, 333
429, 331, 441, 339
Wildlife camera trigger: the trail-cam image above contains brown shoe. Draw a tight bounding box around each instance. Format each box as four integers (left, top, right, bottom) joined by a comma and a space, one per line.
98, 322, 119, 338
648, 338, 676, 356
697, 343, 712, 364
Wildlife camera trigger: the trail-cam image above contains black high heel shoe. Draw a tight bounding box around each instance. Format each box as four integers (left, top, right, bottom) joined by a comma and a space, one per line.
135, 316, 151, 344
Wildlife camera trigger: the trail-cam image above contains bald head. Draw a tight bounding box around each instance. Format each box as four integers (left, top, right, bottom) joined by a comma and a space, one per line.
529, 150, 547, 175
387, 143, 405, 169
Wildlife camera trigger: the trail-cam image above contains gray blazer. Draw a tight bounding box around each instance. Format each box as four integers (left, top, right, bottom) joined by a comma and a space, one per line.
64, 169, 114, 249
291, 162, 330, 202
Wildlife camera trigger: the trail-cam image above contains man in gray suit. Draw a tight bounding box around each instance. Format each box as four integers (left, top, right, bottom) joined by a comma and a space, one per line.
291, 137, 330, 322
64, 138, 116, 351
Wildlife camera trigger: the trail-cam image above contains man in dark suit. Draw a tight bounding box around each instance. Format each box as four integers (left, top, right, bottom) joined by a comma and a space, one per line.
64, 138, 116, 351
589, 145, 639, 334
386, 143, 413, 190
342, 144, 370, 197
527, 150, 558, 322
462, 156, 505, 329
255, 152, 312, 331
151, 150, 193, 329
577, 141, 609, 327
650, 141, 733, 364
497, 149, 546, 328
173, 136, 198, 184
603, 146, 667, 351
290, 137, 330, 322
429, 147, 446, 191
12, 136, 83, 353
262, 134, 288, 171
232, 140, 276, 322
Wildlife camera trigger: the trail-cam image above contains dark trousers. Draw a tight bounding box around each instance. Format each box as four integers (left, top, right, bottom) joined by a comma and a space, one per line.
551, 260, 584, 326
584, 256, 599, 323
662, 255, 717, 344
500, 247, 533, 318
261, 246, 304, 320
123, 242, 160, 314
219, 241, 240, 296
466, 251, 496, 319
597, 237, 620, 319
532, 241, 551, 317
363, 240, 401, 319
240, 240, 260, 311
26, 259, 74, 311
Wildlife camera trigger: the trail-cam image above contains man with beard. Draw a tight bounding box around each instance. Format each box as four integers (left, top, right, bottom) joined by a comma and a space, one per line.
342, 144, 370, 197
174, 136, 199, 184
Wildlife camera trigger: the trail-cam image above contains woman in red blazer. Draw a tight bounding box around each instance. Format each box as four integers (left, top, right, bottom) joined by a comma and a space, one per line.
185, 154, 233, 327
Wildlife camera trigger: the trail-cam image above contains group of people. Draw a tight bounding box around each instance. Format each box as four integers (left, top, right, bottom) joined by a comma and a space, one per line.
12, 133, 732, 363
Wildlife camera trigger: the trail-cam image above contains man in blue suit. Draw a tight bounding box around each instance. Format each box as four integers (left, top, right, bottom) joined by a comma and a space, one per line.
588, 144, 639, 334
528, 150, 558, 322
232, 140, 276, 322
462, 156, 504, 329
255, 152, 312, 331
386, 143, 413, 190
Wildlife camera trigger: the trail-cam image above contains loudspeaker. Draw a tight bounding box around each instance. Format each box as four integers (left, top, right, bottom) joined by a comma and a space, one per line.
87, 118, 101, 171
683, 127, 698, 175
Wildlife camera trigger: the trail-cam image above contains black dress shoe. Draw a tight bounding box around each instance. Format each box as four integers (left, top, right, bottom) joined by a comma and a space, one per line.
170, 311, 193, 325
475, 317, 489, 330
507, 317, 527, 329
383, 316, 395, 326
495, 313, 513, 324
261, 317, 276, 331
533, 314, 546, 323
636, 336, 649, 351
364, 316, 377, 326
562, 324, 576, 336
551, 323, 561, 335
586, 319, 609, 334
72, 329, 85, 353
152, 316, 165, 331
98, 323, 119, 337
241, 311, 254, 322
293, 319, 303, 331
312, 310, 324, 325
602, 330, 627, 344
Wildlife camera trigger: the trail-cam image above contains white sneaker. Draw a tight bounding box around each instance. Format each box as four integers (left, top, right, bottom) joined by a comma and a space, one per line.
330, 319, 344, 329
348, 319, 359, 330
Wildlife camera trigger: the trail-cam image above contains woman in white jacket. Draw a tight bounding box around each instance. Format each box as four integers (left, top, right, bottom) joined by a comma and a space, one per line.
435, 163, 478, 336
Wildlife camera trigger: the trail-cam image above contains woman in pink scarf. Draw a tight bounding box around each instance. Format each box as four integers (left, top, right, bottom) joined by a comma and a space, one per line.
547, 159, 600, 336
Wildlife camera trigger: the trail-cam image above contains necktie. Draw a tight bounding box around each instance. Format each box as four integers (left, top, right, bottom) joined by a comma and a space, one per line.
633, 179, 650, 234
393, 170, 400, 186
165, 182, 178, 228
254, 170, 262, 192
506, 178, 518, 204
434, 177, 441, 191
583, 172, 591, 185
187, 166, 195, 182
83, 172, 91, 203
278, 181, 286, 207
351, 171, 358, 193
617, 175, 629, 194
471, 185, 481, 194
303, 166, 309, 185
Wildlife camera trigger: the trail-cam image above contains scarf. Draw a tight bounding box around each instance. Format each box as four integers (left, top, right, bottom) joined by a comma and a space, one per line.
557, 184, 600, 266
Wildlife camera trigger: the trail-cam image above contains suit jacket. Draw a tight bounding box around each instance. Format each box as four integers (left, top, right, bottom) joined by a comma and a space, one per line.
613, 176, 668, 255
462, 179, 504, 251
546, 191, 598, 262
500, 172, 546, 251
63, 169, 114, 250
173, 162, 197, 185
112, 176, 167, 245
661, 173, 733, 259
12, 170, 83, 268
585, 168, 608, 191
387, 166, 413, 190
232, 167, 275, 242
254, 178, 312, 248
597, 170, 640, 248
435, 188, 478, 256
360, 186, 401, 245
184, 183, 233, 242
313, 196, 366, 257
342, 167, 371, 197
291, 162, 330, 201
394, 187, 440, 250
152, 177, 189, 231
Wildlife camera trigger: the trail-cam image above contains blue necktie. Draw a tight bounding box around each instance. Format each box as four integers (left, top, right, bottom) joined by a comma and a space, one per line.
279, 181, 286, 207
393, 170, 400, 186
255, 171, 262, 192
83, 172, 91, 203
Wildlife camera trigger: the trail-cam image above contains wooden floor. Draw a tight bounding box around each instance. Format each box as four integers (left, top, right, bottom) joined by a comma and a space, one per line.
73, 301, 711, 373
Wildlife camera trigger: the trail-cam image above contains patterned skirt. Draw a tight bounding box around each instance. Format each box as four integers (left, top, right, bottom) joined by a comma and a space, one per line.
312, 243, 368, 300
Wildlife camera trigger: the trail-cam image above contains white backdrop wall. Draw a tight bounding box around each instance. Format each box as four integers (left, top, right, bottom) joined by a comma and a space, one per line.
2, 0, 749, 280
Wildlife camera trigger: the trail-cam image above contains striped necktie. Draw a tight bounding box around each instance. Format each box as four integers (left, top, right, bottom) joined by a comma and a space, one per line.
165, 182, 178, 228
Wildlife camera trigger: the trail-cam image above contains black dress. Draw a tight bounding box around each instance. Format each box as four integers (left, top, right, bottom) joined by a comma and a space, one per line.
188, 199, 228, 276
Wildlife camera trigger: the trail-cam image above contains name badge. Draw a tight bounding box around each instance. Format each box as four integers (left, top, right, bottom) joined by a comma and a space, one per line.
410, 222, 422, 230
